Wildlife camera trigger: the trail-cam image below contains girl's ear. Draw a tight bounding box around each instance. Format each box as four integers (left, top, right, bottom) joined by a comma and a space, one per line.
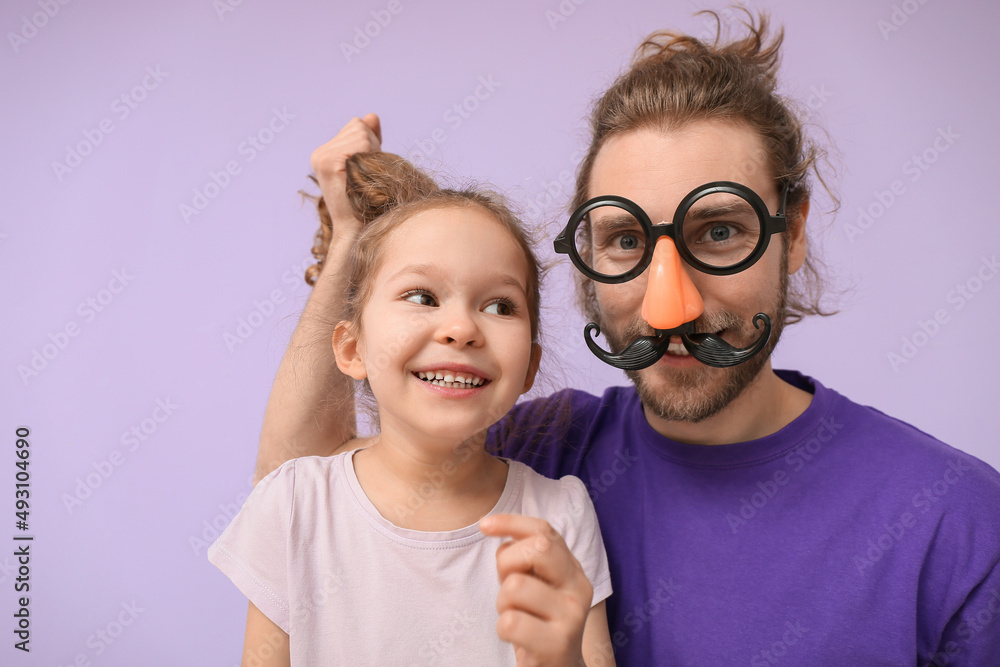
520, 343, 542, 394
333, 322, 368, 380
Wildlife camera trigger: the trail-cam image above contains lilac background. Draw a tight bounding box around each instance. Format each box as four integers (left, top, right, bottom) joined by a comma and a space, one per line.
3, 0, 998, 664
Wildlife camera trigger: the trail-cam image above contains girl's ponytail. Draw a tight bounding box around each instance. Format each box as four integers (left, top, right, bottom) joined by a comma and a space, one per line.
305, 152, 438, 286
345, 152, 438, 224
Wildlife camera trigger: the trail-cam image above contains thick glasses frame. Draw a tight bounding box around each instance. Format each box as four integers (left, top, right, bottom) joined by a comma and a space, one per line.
554, 181, 789, 283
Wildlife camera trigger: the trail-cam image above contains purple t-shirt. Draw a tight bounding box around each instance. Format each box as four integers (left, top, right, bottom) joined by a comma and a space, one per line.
488, 371, 1000, 666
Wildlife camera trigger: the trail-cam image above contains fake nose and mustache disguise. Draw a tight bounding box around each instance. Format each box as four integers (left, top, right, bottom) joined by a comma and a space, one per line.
585, 237, 773, 371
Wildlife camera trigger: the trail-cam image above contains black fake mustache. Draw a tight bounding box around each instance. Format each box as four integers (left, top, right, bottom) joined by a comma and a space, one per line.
584, 314, 772, 371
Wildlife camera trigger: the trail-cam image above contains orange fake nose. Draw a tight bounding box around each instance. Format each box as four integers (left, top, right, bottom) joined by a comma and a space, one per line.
641, 237, 704, 330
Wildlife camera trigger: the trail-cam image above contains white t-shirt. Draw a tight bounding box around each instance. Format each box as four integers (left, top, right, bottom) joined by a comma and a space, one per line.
209, 450, 612, 665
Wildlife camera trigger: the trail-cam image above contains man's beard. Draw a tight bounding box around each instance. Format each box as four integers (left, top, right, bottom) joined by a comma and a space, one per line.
601, 259, 789, 423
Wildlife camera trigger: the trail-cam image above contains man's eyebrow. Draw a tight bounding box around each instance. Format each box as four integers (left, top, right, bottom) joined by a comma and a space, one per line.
588, 213, 643, 232
685, 198, 756, 221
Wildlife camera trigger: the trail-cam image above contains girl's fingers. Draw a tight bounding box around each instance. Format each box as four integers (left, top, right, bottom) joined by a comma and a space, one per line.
496, 609, 577, 667
496, 572, 560, 621
481, 513, 555, 540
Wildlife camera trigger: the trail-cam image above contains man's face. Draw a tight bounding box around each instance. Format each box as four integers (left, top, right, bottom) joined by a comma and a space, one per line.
587, 119, 805, 422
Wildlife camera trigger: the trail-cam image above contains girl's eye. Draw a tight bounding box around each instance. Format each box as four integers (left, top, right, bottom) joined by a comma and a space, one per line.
484, 300, 515, 316
403, 291, 437, 307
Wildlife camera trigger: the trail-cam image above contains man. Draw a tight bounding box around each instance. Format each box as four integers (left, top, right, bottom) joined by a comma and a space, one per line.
256, 11, 1000, 665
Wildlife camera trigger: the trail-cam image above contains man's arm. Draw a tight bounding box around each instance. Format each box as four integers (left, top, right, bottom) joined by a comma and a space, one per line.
930, 561, 1000, 666
253, 114, 381, 484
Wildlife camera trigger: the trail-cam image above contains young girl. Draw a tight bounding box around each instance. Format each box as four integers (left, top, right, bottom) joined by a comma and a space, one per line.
209, 133, 614, 665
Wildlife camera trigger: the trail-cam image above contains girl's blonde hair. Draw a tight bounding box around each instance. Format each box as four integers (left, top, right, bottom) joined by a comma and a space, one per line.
307, 152, 543, 343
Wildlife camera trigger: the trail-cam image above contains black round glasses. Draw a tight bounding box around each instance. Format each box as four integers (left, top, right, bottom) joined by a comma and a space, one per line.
554, 181, 788, 283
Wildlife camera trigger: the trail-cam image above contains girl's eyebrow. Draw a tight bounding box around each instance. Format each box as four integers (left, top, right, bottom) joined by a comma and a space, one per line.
492, 272, 528, 294
387, 262, 437, 282
388, 263, 528, 295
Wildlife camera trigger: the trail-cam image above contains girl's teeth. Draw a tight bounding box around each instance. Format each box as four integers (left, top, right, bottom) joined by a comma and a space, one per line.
417, 370, 486, 387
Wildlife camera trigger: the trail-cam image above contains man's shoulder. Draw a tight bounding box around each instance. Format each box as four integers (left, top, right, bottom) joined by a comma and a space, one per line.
795, 370, 1000, 498
488, 385, 638, 477
494, 385, 638, 443
510, 385, 635, 420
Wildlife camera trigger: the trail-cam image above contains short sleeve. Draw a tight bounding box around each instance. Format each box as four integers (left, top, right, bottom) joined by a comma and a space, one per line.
208, 460, 296, 632
553, 475, 613, 608
935, 559, 1000, 665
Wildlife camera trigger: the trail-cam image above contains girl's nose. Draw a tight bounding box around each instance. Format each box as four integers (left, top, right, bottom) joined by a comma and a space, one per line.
436, 307, 482, 346
641, 236, 704, 330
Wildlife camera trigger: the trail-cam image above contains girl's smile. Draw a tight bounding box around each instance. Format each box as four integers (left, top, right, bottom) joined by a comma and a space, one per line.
334, 204, 540, 453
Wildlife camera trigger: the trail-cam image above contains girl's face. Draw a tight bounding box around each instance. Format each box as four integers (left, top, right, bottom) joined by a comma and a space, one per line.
335, 205, 540, 451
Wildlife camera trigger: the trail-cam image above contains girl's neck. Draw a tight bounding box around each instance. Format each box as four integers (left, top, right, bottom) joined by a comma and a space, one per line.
351, 430, 509, 532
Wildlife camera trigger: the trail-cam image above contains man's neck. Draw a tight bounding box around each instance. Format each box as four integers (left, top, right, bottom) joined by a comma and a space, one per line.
642, 365, 813, 445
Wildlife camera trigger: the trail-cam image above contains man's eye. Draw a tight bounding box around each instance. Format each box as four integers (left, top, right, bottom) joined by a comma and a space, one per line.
404, 292, 437, 306
484, 300, 515, 316
708, 225, 733, 242
697, 224, 738, 244
617, 233, 641, 250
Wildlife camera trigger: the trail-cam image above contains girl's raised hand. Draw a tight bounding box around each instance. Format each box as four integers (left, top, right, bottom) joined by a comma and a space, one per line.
480, 514, 614, 667
309, 112, 382, 241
